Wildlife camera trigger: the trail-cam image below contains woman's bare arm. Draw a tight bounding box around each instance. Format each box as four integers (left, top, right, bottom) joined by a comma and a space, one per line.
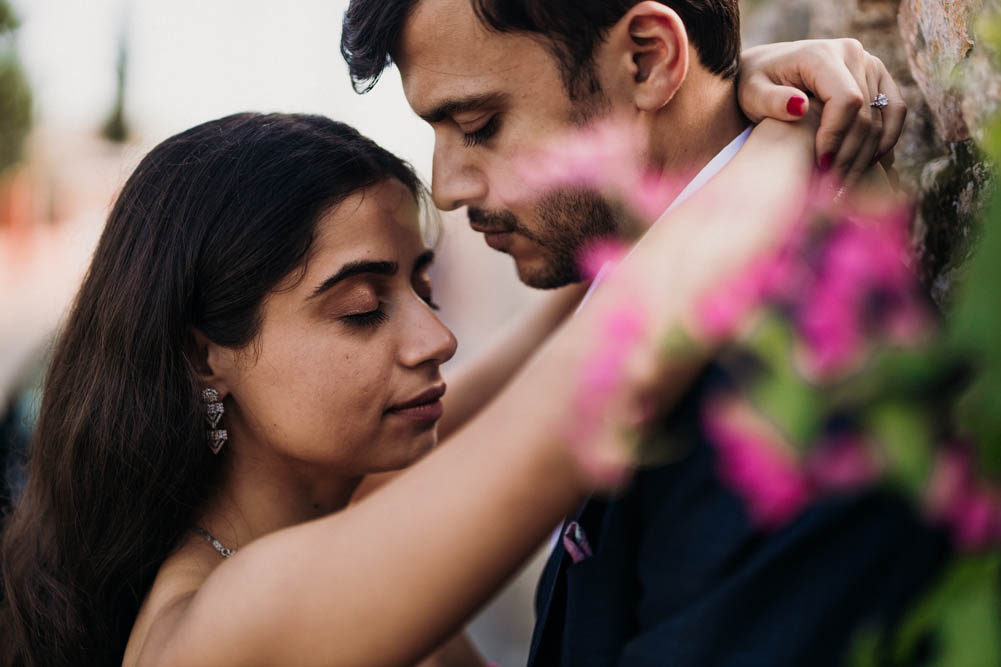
439, 281, 589, 440
138, 116, 816, 667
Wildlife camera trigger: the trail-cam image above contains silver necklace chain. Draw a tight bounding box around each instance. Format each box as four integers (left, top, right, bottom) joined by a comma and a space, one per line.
195, 527, 237, 559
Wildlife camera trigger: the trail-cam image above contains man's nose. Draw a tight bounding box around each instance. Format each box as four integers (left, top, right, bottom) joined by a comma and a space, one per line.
431, 138, 487, 211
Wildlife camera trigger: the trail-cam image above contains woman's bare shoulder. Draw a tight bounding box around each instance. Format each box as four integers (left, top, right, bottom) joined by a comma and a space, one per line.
122, 534, 220, 666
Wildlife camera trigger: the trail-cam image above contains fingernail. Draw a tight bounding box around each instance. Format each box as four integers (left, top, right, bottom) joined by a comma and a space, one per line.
786, 96, 806, 117
871, 151, 882, 167
820, 153, 835, 173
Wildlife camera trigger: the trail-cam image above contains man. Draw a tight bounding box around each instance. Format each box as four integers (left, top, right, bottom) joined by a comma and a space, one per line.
342, 2, 946, 664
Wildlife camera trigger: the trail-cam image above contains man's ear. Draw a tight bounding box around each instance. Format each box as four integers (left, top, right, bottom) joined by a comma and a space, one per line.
187, 327, 231, 397
600, 1, 689, 112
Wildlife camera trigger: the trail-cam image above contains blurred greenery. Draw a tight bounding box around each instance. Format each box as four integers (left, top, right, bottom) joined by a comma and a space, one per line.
865, 402, 935, 496
947, 9, 1001, 479
745, 314, 823, 449
0, 0, 31, 175
101, 35, 129, 143
887, 555, 1001, 667
848, 8, 1001, 666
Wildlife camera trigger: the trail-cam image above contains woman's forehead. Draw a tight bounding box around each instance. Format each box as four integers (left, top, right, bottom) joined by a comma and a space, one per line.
310, 182, 426, 265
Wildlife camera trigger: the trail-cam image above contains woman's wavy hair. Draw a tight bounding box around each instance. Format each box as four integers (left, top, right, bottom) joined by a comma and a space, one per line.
0, 112, 424, 667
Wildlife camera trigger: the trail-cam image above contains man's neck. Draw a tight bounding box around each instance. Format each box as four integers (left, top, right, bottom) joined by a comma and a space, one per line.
649, 70, 748, 179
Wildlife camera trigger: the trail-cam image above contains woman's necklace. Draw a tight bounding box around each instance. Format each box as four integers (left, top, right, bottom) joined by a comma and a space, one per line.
195, 527, 237, 559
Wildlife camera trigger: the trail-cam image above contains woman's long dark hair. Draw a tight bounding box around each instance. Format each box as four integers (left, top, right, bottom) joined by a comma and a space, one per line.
0, 113, 423, 667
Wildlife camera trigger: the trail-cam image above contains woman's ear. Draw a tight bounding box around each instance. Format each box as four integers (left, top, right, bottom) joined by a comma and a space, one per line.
600, 1, 689, 112
187, 327, 231, 396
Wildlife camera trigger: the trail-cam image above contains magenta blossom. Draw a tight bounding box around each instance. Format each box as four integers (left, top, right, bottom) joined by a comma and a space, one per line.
505, 118, 692, 224
798, 213, 929, 378
924, 447, 1001, 551
695, 223, 809, 340
564, 301, 649, 487
577, 239, 629, 282
702, 398, 812, 529
699, 202, 928, 378
803, 434, 883, 493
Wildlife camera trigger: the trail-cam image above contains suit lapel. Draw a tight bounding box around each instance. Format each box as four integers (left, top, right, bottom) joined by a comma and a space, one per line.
527, 499, 602, 666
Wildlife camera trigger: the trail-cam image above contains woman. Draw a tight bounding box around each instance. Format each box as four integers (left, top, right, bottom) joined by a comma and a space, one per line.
0, 106, 819, 667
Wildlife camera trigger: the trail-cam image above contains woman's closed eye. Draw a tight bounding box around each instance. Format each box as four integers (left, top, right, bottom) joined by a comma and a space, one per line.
341, 306, 389, 329
336, 289, 388, 329
462, 115, 500, 148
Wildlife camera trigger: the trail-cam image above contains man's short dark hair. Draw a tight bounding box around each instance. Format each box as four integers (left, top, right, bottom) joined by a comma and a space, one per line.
341, 0, 741, 99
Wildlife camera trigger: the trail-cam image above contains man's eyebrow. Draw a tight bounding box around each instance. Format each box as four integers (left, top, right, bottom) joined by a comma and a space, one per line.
310, 260, 398, 298
419, 92, 509, 124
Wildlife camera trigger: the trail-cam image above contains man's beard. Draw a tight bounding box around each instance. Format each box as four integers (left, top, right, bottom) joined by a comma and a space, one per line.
468, 188, 619, 289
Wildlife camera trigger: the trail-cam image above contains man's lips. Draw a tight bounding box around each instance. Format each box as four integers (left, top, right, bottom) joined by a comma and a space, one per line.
482, 231, 513, 251
470, 224, 516, 250
469, 221, 514, 235
386, 384, 447, 423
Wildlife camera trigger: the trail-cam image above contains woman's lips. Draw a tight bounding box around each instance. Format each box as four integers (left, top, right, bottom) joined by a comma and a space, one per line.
389, 400, 444, 423
387, 384, 446, 424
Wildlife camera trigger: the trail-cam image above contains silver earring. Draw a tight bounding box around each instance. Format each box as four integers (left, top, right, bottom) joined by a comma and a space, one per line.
201, 387, 228, 454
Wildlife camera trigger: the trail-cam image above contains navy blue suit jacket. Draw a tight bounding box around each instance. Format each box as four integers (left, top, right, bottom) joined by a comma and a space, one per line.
527, 372, 949, 666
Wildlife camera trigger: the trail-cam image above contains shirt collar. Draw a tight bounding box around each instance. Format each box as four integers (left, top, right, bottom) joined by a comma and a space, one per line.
576, 125, 753, 310
665, 125, 753, 214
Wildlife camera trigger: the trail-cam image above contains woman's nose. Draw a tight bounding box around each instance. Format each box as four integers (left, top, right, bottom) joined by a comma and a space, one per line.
399, 298, 458, 369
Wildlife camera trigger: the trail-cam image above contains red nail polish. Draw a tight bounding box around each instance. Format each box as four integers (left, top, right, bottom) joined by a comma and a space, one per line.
786, 97, 805, 117
820, 153, 835, 172
871, 151, 882, 167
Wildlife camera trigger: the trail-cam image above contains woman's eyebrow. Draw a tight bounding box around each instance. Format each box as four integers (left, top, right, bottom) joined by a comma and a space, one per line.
310, 260, 398, 299
413, 250, 435, 273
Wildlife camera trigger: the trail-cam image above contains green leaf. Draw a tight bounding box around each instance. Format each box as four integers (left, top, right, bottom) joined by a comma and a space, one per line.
825, 343, 957, 413
846, 624, 882, 667
947, 183, 1001, 474
949, 179, 1001, 356
954, 371, 1001, 479
743, 313, 824, 449
892, 555, 1001, 667
864, 402, 935, 496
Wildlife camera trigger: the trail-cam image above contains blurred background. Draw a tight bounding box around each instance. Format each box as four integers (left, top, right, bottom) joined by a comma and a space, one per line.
0, 0, 997, 664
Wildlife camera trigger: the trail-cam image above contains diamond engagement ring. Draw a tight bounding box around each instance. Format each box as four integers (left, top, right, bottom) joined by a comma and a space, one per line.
870, 93, 889, 109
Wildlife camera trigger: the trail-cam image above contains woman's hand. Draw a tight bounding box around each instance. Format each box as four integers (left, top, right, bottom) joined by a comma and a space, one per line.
737, 38, 906, 187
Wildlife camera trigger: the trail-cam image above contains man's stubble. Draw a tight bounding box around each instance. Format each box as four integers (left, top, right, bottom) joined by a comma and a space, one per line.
469, 187, 619, 289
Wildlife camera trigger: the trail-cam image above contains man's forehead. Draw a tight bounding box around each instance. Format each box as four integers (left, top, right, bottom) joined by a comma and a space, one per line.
396, 0, 525, 112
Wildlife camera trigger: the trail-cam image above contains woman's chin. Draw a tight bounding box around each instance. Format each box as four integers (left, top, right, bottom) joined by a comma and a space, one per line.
405, 431, 439, 464
374, 430, 440, 473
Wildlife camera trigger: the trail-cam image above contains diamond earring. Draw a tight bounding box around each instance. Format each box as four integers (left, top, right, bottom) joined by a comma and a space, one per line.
201, 387, 228, 454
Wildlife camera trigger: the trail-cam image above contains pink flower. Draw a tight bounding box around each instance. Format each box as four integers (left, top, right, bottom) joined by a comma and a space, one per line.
702, 398, 811, 529
505, 117, 690, 225
577, 239, 629, 281
564, 301, 649, 486
798, 276, 865, 375
951, 492, 996, 551
924, 448, 972, 519
797, 215, 929, 378
604, 301, 646, 342
924, 447, 1001, 551
696, 262, 768, 339
804, 435, 883, 492
695, 223, 810, 340
569, 304, 646, 418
